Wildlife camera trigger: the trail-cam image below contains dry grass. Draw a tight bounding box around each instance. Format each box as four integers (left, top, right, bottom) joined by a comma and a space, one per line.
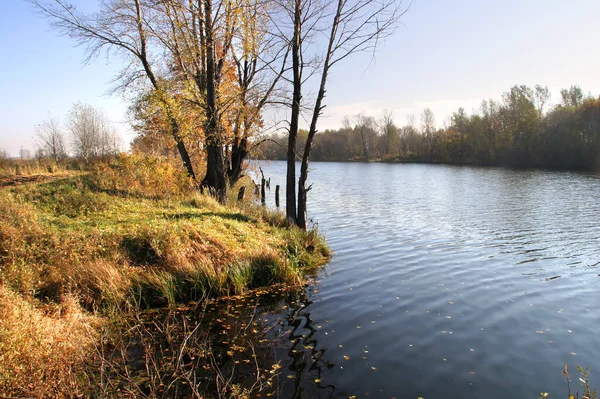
0, 157, 71, 178
0, 285, 97, 398
0, 155, 330, 398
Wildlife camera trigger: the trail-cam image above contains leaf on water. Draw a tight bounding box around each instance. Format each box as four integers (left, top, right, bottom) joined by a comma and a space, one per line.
371, 366, 377, 370
315, 378, 322, 383
356, 325, 361, 329
344, 355, 351, 360
287, 375, 294, 379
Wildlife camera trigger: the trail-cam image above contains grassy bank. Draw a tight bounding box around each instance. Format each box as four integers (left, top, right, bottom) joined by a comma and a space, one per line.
0, 155, 330, 398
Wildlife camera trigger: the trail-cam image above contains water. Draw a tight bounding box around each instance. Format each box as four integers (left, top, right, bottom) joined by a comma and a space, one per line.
253, 161, 600, 399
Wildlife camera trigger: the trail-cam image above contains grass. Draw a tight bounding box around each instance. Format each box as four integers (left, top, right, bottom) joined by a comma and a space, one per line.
0, 154, 330, 398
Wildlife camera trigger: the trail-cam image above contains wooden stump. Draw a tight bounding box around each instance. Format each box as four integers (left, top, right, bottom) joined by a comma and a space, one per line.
275, 185, 280, 207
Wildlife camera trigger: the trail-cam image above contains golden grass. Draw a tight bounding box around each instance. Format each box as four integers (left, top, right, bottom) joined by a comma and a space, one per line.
0, 285, 96, 398
0, 154, 330, 397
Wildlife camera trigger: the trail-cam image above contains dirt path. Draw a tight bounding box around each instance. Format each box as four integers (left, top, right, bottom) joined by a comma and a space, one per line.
0, 173, 67, 188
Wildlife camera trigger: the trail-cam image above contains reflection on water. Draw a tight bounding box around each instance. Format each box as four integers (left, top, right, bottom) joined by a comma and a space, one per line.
252, 162, 600, 399
122, 286, 339, 398
130, 162, 599, 398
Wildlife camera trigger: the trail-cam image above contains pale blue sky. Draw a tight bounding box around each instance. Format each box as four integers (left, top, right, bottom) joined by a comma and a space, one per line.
1, 0, 599, 156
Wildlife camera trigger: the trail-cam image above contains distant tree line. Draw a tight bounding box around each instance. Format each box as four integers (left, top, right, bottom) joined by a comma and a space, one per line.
257, 85, 600, 170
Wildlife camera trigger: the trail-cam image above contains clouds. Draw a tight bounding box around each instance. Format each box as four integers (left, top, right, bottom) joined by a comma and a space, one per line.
318, 96, 488, 130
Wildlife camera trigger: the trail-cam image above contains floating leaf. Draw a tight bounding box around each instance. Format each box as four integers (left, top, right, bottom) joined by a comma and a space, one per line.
343, 355, 351, 360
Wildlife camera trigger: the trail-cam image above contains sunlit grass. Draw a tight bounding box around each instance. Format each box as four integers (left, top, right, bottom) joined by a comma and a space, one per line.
0, 156, 330, 397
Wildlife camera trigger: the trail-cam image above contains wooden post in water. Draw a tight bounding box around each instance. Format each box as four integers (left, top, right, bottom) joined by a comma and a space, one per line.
238, 186, 245, 201
275, 185, 280, 207
261, 178, 266, 205
267, 178, 271, 189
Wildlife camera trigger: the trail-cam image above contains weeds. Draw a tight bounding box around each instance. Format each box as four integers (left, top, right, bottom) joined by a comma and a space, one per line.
559, 364, 598, 399
0, 157, 330, 398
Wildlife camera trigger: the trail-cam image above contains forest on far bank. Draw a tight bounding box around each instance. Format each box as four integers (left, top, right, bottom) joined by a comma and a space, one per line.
257, 85, 600, 170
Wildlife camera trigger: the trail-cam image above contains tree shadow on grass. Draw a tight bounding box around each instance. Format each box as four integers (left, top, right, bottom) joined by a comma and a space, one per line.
160, 211, 255, 223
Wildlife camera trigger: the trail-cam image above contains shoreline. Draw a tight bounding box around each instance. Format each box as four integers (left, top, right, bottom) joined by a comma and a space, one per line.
0, 160, 330, 398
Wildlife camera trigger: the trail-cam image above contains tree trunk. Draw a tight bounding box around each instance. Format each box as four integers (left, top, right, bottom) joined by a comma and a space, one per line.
228, 137, 247, 185
201, 0, 227, 202
286, 0, 302, 225
175, 137, 196, 181
298, 0, 343, 229
166, 113, 196, 180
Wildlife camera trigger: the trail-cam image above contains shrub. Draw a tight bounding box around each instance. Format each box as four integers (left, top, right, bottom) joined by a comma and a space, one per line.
89, 153, 195, 199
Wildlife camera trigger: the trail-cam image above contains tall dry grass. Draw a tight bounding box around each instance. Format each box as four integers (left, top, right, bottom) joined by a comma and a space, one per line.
0, 285, 96, 398
0, 153, 330, 398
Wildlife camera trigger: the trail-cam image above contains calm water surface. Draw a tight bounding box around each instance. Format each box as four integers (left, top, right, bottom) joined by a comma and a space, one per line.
253, 161, 600, 399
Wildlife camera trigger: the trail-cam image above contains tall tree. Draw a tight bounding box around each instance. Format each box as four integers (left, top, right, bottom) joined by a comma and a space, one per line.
291, 0, 407, 228
30, 0, 198, 180
228, 0, 290, 184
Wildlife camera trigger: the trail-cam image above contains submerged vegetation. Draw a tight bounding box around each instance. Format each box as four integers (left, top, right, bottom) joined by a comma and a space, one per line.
0, 155, 329, 398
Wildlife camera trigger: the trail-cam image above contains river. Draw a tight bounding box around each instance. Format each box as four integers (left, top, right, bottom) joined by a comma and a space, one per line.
251, 161, 600, 399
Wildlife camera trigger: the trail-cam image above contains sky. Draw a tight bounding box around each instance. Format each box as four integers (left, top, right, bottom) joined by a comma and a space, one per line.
1, 0, 599, 157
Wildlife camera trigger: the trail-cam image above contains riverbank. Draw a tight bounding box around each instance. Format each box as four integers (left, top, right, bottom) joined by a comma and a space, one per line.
0, 156, 330, 398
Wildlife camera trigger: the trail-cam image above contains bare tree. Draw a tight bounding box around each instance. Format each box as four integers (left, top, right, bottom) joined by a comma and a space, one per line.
380, 109, 398, 157
30, 0, 197, 180
277, 0, 408, 228
534, 85, 551, 116
421, 108, 436, 160
354, 113, 377, 162
67, 102, 121, 161
35, 116, 67, 162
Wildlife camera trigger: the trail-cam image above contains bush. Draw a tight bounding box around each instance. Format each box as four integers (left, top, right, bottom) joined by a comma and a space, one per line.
89, 154, 195, 199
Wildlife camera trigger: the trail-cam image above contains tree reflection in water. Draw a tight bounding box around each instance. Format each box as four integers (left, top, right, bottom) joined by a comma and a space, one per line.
102, 285, 338, 398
